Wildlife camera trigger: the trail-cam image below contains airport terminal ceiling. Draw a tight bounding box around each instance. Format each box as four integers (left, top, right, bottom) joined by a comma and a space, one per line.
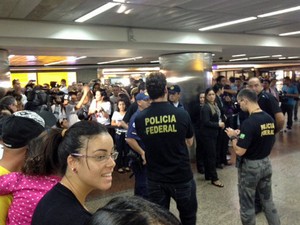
1, 0, 300, 69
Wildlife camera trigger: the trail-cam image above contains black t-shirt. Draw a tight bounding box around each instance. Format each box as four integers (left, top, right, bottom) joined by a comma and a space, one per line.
257, 91, 281, 120
135, 101, 194, 183
237, 111, 275, 160
32, 183, 92, 225
123, 101, 138, 123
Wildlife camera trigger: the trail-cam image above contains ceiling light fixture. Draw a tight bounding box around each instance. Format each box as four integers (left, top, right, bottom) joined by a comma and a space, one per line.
198, 17, 257, 31
216, 64, 258, 69
97, 56, 143, 65
279, 30, 300, 36
279, 57, 286, 59
117, 4, 127, 13
229, 58, 248, 62
257, 5, 300, 18
44, 56, 87, 66
75, 2, 120, 23
271, 55, 282, 57
287, 56, 299, 59
249, 56, 270, 59
124, 9, 132, 14
232, 54, 246, 58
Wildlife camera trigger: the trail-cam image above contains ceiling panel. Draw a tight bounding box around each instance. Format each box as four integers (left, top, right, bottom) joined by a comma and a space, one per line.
1, 0, 300, 68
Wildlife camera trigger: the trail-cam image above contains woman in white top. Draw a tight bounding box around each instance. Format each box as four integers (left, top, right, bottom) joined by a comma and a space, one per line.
111, 99, 130, 173
89, 90, 111, 125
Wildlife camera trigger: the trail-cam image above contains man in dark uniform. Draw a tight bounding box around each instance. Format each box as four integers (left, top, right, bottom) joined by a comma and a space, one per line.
248, 77, 284, 133
135, 72, 197, 225
225, 89, 280, 225
248, 77, 285, 213
126, 93, 150, 198
168, 84, 184, 109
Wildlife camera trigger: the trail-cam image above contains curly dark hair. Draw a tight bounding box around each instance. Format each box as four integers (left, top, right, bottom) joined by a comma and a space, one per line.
146, 72, 167, 100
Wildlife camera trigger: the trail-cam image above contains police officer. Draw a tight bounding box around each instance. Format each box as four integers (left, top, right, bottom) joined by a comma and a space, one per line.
135, 72, 197, 225
225, 88, 280, 225
248, 77, 284, 213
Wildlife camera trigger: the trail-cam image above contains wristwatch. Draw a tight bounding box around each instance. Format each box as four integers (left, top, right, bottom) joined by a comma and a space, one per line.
230, 136, 238, 141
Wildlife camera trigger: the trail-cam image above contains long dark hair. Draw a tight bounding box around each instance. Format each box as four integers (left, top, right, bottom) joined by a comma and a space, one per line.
23, 121, 109, 176
57, 121, 108, 174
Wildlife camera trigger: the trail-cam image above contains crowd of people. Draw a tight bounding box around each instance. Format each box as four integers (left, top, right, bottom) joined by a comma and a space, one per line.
0, 72, 299, 225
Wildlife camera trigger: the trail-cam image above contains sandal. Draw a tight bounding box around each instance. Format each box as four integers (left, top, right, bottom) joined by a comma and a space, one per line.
211, 180, 224, 188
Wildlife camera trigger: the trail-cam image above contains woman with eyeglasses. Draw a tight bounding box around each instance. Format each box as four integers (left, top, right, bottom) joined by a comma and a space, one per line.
32, 121, 118, 225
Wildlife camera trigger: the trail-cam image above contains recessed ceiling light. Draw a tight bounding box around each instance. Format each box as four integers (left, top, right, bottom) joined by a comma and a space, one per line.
229, 58, 248, 62
279, 31, 300, 36
44, 56, 87, 66
232, 54, 246, 58
199, 17, 257, 31
117, 4, 127, 13
75, 2, 120, 23
124, 9, 132, 14
215, 64, 258, 69
249, 56, 270, 59
258, 5, 300, 18
97, 56, 143, 65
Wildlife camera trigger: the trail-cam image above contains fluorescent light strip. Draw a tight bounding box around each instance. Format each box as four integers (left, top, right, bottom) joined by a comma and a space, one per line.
199, 17, 257, 31
288, 56, 299, 59
258, 5, 300, 18
279, 31, 300, 36
279, 57, 286, 59
229, 58, 248, 62
232, 54, 246, 58
97, 56, 143, 65
217, 64, 258, 69
272, 55, 282, 57
103, 71, 145, 75
249, 56, 270, 59
117, 4, 127, 13
113, 0, 126, 3
44, 56, 87, 66
75, 2, 120, 23
150, 60, 159, 63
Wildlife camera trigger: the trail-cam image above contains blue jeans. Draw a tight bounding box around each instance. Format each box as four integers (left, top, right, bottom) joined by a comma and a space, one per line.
147, 179, 198, 225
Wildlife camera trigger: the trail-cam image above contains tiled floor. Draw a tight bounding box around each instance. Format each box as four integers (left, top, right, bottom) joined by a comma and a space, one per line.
87, 120, 300, 225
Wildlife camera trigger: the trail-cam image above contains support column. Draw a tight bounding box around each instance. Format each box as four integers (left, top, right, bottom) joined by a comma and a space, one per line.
159, 52, 213, 112
0, 49, 10, 87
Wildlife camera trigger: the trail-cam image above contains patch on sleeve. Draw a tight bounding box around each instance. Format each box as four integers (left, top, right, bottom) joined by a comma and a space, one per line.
239, 133, 246, 139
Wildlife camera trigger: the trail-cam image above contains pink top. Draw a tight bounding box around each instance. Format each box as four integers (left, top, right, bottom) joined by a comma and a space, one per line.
0, 173, 60, 225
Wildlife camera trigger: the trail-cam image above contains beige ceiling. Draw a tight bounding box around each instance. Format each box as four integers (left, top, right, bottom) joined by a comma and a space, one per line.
1, 0, 300, 70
